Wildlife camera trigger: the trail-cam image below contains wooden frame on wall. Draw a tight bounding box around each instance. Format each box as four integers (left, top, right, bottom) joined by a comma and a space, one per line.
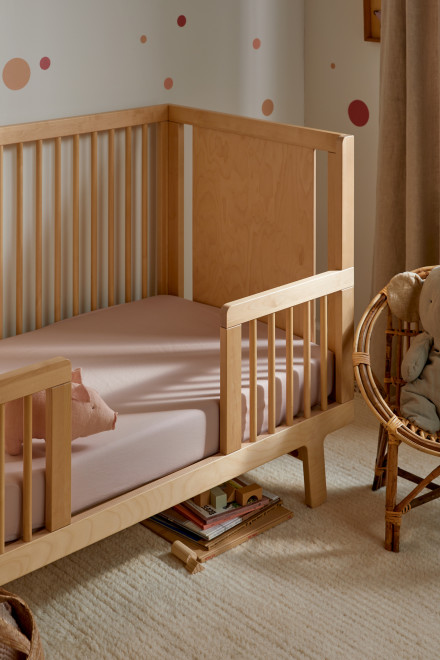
364, 0, 381, 42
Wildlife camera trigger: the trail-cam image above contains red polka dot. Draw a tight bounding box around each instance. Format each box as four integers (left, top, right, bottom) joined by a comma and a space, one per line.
262, 99, 274, 116
330, 62, 336, 69
348, 99, 369, 127
39, 57, 51, 70
253, 38, 261, 50
140, 35, 147, 44
164, 77, 173, 90
177, 15, 186, 27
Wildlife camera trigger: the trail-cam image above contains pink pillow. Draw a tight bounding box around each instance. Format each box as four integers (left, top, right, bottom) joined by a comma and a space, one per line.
5, 368, 117, 456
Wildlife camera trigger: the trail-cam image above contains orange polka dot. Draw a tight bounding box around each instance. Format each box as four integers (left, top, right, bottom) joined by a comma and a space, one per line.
253, 38, 261, 50
262, 99, 274, 116
164, 77, 173, 90
2, 58, 30, 90
140, 35, 147, 44
330, 62, 336, 69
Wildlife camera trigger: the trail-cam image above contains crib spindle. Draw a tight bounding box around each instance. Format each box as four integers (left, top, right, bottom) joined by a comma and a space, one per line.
125, 126, 132, 303
286, 306, 294, 426
320, 296, 328, 411
0, 145, 3, 339
0, 403, 4, 553
73, 134, 80, 316
268, 313, 276, 434
249, 319, 257, 441
142, 124, 148, 299
108, 129, 115, 307
16, 143, 23, 335
91, 131, 98, 311
54, 137, 62, 322
303, 301, 311, 418
22, 395, 33, 543
35, 140, 43, 329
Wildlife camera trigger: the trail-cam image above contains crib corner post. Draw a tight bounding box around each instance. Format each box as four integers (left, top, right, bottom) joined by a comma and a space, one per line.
45, 382, 71, 532
220, 325, 242, 454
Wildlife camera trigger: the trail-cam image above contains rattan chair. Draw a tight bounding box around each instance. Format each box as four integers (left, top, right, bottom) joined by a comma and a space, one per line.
353, 266, 440, 552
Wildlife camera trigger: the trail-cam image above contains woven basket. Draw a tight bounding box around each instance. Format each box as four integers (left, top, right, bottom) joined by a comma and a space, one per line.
0, 588, 44, 659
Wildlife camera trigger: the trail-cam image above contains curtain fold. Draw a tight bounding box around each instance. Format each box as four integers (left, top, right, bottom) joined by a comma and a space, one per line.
372, 0, 440, 293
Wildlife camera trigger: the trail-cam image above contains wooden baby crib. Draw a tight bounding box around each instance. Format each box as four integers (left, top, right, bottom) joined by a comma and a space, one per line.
0, 105, 354, 583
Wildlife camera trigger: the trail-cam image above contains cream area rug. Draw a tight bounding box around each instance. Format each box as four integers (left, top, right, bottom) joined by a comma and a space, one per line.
6, 395, 440, 659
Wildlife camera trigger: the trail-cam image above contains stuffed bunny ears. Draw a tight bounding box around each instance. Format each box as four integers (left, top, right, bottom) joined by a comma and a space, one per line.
386, 267, 440, 322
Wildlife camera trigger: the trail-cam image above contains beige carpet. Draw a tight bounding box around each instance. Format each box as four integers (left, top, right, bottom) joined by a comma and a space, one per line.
6, 395, 440, 659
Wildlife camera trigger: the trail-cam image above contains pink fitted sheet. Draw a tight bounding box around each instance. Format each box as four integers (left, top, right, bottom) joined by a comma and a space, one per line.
3, 295, 333, 542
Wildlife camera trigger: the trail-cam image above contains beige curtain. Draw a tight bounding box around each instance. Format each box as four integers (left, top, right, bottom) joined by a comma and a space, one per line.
372, 0, 440, 293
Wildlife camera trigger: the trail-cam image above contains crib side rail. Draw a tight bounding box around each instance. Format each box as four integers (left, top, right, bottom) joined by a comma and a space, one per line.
219, 268, 354, 454
0, 356, 71, 553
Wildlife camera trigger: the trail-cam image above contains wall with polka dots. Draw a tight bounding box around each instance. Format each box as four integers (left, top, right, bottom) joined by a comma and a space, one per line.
0, 0, 304, 126
305, 0, 380, 325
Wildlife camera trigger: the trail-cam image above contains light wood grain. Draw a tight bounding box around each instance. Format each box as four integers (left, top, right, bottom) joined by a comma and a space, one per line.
16, 143, 23, 335
35, 141, 43, 329
156, 123, 169, 294
221, 268, 354, 329
73, 134, 80, 316
141, 124, 148, 298
303, 301, 311, 418
0, 147, 3, 339
22, 395, 33, 542
0, 357, 71, 405
45, 383, 71, 532
249, 319, 257, 442
54, 136, 62, 322
91, 131, 98, 311
320, 296, 328, 411
220, 325, 242, 454
0, 104, 169, 146
125, 126, 132, 303
286, 307, 294, 426
167, 122, 184, 297
193, 126, 315, 310
0, 401, 354, 584
169, 105, 348, 153
108, 129, 115, 307
328, 135, 354, 271
0, 405, 4, 553
268, 313, 276, 433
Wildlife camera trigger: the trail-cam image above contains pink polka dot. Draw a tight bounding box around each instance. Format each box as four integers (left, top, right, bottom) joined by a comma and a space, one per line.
262, 99, 274, 116
39, 57, 51, 70
164, 77, 173, 90
348, 99, 369, 127
2, 58, 30, 90
253, 38, 261, 50
177, 15, 186, 27
140, 35, 147, 44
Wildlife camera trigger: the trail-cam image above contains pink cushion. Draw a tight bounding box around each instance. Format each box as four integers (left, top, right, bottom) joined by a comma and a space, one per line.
5, 368, 117, 455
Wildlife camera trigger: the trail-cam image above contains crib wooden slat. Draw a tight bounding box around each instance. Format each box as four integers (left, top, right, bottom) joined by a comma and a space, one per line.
54, 136, 62, 322
0, 404, 4, 553
73, 134, 80, 316
22, 395, 33, 543
220, 325, 242, 454
125, 126, 132, 303
16, 143, 23, 335
0, 146, 3, 339
286, 306, 294, 426
108, 129, 115, 307
35, 141, 43, 329
303, 300, 311, 418
268, 313, 276, 434
45, 383, 71, 532
249, 319, 257, 442
157, 123, 168, 294
320, 296, 328, 411
142, 124, 148, 299
168, 122, 184, 297
91, 131, 98, 311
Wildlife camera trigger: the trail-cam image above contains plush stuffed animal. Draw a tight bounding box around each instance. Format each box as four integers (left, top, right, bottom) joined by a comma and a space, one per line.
5, 367, 118, 455
387, 266, 440, 433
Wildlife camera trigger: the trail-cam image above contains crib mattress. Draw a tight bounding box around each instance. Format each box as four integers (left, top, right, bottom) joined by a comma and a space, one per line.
3, 295, 333, 542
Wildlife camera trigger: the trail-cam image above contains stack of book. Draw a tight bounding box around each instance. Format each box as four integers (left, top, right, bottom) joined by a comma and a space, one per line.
142, 476, 293, 562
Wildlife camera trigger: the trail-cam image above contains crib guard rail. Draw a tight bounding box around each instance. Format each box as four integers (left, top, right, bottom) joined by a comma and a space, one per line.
219, 267, 354, 453
0, 356, 71, 553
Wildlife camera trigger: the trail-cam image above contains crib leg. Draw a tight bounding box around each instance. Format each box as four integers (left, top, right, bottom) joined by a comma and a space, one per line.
297, 435, 327, 508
